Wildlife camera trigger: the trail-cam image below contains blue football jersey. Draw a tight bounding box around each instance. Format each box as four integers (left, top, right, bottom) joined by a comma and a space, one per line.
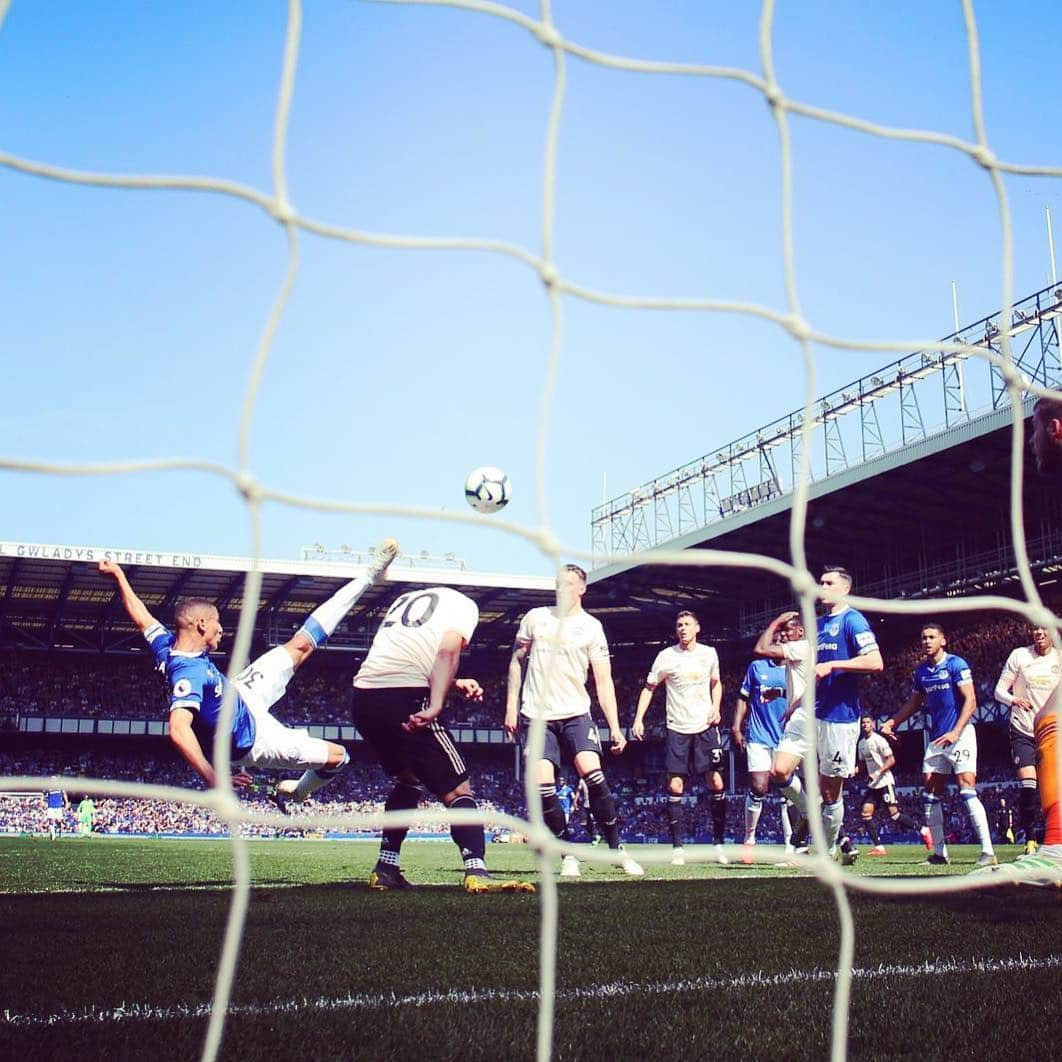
46, 790, 65, 809
557, 784, 574, 816
145, 623, 256, 760
740, 659, 788, 747
815, 608, 879, 722
913, 653, 974, 740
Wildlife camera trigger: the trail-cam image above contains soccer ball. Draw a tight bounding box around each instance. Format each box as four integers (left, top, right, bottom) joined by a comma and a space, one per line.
464, 466, 511, 513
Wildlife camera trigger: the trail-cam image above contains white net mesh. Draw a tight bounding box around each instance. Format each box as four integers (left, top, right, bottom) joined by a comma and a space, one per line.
2, 2, 1062, 1060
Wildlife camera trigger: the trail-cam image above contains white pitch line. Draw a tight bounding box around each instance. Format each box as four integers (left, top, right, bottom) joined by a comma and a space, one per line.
3, 954, 1060, 1028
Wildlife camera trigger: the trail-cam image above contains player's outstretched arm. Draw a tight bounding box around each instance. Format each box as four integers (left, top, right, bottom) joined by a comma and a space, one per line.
993, 657, 1032, 710
731, 695, 748, 750
708, 672, 723, 725
874, 752, 897, 782
817, 648, 884, 680
505, 641, 529, 740
97, 559, 159, 633
404, 630, 465, 732
754, 611, 796, 659
590, 655, 626, 755
882, 691, 922, 737
631, 685, 654, 740
168, 708, 217, 788
454, 678, 483, 701
934, 680, 977, 747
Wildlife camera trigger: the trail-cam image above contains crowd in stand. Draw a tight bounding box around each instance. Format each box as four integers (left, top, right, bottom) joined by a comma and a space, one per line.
0, 741, 1020, 845
0, 606, 1047, 844
0, 750, 517, 839
2, 608, 1048, 731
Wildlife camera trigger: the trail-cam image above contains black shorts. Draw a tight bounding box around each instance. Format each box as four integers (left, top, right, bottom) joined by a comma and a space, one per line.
861, 784, 897, 810
519, 715, 602, 769
352, 686, 468, 798
1011, 726, 1037, 771
666, 726, 724, 777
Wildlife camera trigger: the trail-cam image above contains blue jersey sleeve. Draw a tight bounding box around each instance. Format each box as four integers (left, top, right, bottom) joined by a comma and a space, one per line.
845, 610, 879, 656
740, 662, 755, 700
144, 623, 176, 669
949, 655, 974, 688
167, 657, 206, 714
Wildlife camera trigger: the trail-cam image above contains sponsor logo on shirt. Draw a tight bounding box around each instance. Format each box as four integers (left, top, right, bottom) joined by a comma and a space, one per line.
173, 679, 192, 698
923, 681, 952, 694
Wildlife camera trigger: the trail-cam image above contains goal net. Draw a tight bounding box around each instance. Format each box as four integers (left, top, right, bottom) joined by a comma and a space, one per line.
1, 2, 1060, 1061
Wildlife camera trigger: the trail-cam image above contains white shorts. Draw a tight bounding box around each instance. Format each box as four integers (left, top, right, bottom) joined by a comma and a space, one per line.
746, 742, 776, 774
46, 807, 63, 821
923, 724, 978, 777
816, 719, 859, 778
775, 705, 809, 760
234, 646, 333, 771
774, 709, 858, 778
233, 646, 297, 714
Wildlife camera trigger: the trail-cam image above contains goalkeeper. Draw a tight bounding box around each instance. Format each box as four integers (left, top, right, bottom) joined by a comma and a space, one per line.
988, 396, 1062, 884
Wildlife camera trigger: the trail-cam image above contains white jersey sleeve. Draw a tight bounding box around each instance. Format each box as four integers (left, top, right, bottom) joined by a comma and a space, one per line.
354, 587, 479, 689
997, 646, 1062, 737
515, 609, 534, 648
645, 649, 669, 688
781, 638, 810, 710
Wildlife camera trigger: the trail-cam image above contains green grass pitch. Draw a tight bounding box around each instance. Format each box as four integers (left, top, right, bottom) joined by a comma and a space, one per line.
1, 836, 1060, 1060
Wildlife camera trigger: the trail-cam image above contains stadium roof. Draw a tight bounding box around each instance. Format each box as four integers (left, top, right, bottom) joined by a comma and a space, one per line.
0, 543, 555, 655
589, 404, 1062, 642
4, 404, 1061, 657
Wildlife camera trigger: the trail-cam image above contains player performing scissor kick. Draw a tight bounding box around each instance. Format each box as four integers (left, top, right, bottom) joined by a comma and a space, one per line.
98, 540, 398, 804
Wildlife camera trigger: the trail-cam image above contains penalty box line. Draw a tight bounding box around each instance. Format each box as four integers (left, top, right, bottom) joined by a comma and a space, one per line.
4, 954, 1061, 1028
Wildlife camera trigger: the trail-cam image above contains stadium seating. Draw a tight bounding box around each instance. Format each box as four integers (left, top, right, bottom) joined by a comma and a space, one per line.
1, 610, 1036, 840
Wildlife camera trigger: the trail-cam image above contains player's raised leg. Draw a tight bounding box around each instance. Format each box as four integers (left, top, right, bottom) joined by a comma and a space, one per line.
269, 538, 399, 808
286, 537, 400, 665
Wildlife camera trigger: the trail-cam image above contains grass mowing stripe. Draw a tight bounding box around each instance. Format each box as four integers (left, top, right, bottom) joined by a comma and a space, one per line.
6, 953, 1060, 1028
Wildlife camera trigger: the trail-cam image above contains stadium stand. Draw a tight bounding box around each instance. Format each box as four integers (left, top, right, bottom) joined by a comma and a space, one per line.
0, 545, 1048, 849
5, 606, 1052, 729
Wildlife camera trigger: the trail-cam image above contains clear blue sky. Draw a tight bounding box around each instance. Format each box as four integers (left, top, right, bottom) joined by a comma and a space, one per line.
1, 1, 1059, 576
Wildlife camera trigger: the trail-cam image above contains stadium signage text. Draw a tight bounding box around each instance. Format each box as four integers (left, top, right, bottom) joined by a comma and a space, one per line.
0, 542, 204, 568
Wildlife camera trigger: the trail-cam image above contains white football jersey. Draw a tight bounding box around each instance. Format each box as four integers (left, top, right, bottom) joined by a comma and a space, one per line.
354, 587, 479, 689
645, 642, 720, 735
996, 645, 1062, 737
782, 638, 810, 710
857, 731, 895, 789
516, 606, 610, 721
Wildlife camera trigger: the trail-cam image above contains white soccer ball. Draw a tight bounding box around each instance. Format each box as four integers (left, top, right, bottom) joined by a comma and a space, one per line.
464, 466, 511, 514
